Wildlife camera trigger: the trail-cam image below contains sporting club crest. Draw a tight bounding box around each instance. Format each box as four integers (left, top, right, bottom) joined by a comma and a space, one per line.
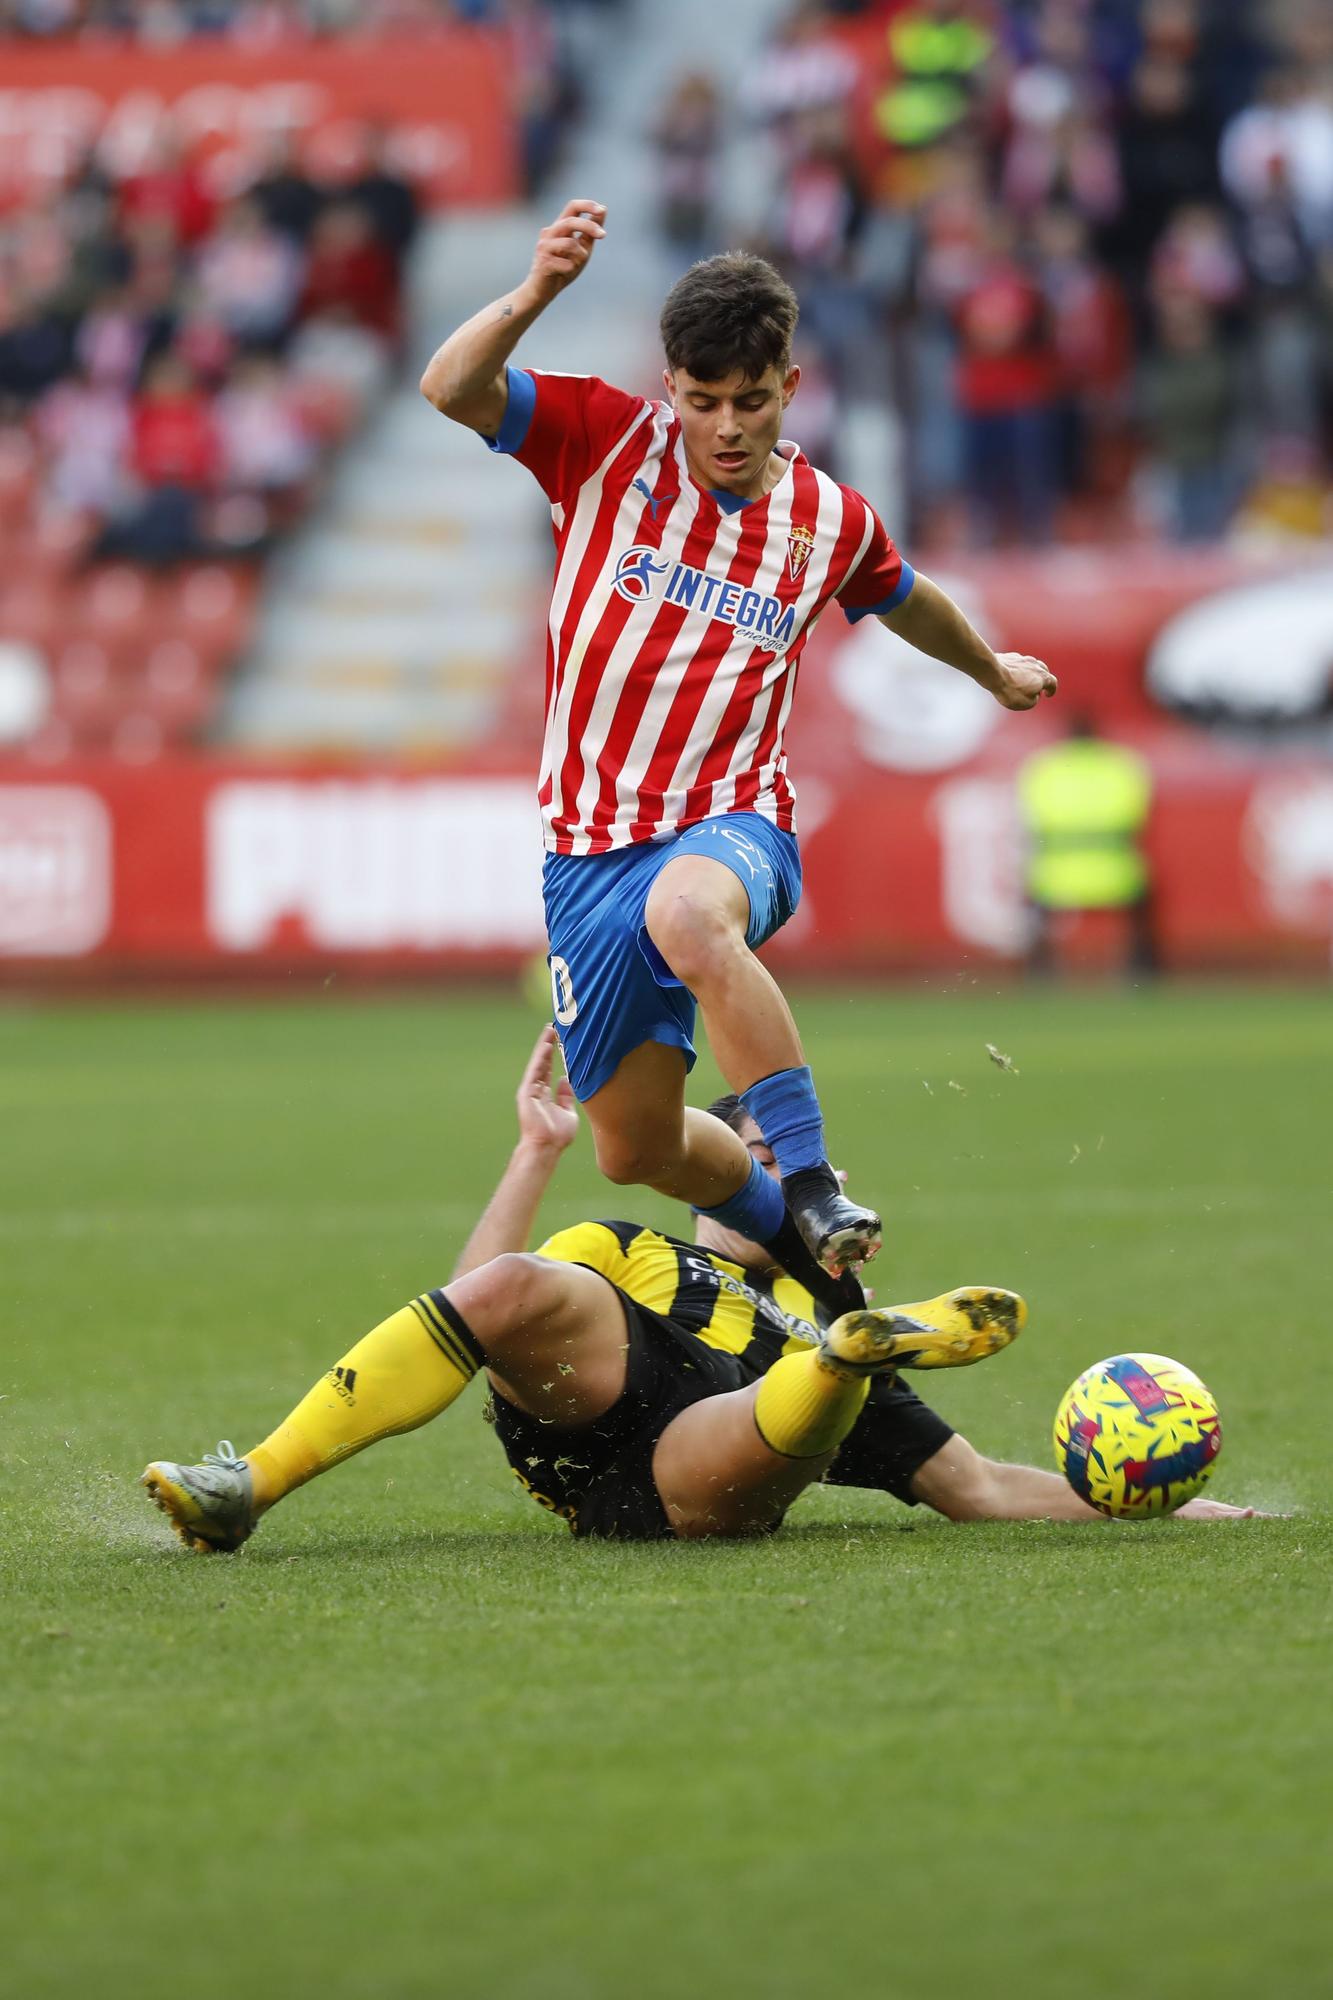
787, 524, 816, 581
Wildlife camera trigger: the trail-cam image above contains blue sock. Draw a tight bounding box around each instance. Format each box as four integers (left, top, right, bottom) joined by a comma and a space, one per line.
694, 1152, 786, 1242
741, 1066, 826, 1178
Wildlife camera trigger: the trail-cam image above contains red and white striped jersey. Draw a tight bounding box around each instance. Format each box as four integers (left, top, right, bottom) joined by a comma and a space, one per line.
488, 367, 915, 855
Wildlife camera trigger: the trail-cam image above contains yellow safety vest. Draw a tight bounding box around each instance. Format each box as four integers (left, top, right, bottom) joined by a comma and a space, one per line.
1017, 741, 1152, 910
876, 14, 994, 148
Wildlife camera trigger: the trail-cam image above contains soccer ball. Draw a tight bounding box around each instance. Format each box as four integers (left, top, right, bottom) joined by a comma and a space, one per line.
1053, 1352, 1222, 1518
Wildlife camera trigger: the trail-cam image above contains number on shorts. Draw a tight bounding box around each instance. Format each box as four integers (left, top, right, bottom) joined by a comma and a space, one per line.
550, 953, 578, 1026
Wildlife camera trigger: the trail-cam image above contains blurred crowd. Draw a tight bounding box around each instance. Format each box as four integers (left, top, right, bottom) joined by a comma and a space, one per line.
0, 0, 589, 45
656, 0, 1333, 548
0, 0, 607, 755
0, 125, 422, 567
0, 0, 605, 579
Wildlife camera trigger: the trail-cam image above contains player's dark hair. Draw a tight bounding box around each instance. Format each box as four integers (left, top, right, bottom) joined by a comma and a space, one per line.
660, 254, 799, 383
705, 1092, 749, 1132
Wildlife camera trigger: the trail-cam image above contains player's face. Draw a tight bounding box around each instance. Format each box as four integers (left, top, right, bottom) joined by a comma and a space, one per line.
665, 362, 800, 499
693, 1116, 780, 1271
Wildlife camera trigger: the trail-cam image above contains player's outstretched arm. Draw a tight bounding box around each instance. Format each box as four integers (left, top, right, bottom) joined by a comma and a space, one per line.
419, 198, 608, 435
451, 1025, 580, 1278
911, 1435, 1259, 1520
880, 573, 1058, 711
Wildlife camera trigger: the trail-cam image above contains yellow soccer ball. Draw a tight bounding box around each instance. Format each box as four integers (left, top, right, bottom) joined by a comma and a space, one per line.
1053, 1352, 1222, 1518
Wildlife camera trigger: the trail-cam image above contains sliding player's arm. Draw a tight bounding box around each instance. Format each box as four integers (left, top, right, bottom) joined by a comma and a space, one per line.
451, 1026, 580, 1278
910, 1434, 1259, 1521
418, 197, 607, 435
880, 573, 1058, 711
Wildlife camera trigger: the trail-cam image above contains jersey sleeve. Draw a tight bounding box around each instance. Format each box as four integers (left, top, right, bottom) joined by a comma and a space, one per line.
485, 367, 650, 503
836, 496, 916, 623
534, 1219, 630, 1282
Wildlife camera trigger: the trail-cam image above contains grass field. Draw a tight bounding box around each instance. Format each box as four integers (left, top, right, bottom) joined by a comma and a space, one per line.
3, 982, 1330, 2000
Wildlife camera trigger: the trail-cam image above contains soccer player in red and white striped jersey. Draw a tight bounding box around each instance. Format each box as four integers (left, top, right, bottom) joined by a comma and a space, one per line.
421, 200, 1056, 1315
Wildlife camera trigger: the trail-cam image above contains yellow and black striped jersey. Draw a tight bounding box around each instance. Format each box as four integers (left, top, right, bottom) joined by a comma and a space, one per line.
535, 1219, 825, 1376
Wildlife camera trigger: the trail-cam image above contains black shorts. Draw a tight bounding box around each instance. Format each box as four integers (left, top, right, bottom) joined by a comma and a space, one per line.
489, 1287, 955, 1541
825, 1374, 954, 1505
490, 1286, 753, 1540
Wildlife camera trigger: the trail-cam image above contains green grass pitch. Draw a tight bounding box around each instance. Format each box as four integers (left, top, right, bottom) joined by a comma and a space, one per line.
3, 982, 1330, 1999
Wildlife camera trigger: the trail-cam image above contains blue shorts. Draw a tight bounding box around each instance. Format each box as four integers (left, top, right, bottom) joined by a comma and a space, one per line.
542, 813, 803, 1102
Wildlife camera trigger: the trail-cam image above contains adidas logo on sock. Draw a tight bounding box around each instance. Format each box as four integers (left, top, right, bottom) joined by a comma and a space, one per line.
329, 1364, 358, 1403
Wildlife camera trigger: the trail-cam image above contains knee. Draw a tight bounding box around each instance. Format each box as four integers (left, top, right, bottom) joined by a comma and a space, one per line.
592, 1123, 682, 1187
455, 1253, 553, 1348
645, 888, 742, 990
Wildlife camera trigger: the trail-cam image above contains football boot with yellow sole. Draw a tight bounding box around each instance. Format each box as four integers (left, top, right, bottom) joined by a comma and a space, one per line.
141, 1440, 256, 1553
820, 1286, 1026, 1377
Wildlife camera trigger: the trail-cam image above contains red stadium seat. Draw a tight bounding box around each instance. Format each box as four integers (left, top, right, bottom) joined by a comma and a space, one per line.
0, 432, 37, 537
141, 638, 217, 736
110, 710, 167, 762
52, 639, 118, 742
0, 579, 61, 652
21, 717, 74, 764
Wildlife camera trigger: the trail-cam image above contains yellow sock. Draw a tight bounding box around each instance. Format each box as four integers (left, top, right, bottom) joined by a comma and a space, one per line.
753, 1348, 870, 1459
244, 1290, 482, 1511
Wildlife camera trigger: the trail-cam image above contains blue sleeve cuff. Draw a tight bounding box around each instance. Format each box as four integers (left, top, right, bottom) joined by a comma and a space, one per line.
484, 365, 536, 455
842, 561, 916, 624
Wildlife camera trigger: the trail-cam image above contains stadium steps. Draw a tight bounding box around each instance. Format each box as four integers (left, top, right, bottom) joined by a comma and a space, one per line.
216, 207, 546, 754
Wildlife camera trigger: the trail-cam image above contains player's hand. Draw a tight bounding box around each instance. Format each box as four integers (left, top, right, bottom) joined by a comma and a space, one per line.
525, 198, 607, 304
986, 653, 1058, 710
516, 1024, 579, 1156
1173, 1497, 1264, 1520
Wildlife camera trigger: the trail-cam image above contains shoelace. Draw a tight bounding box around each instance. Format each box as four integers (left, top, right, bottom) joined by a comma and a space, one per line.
202, 1441, 245, 1473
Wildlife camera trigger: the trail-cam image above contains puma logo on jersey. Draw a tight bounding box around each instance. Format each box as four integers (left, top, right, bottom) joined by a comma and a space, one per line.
632, 476, 672, 523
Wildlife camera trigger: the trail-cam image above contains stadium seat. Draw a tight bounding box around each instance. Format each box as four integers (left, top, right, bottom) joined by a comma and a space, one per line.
111, 710, 167, 762
141, 638, 215, 736
53, 639, 119, 743
0, 433, 37, 537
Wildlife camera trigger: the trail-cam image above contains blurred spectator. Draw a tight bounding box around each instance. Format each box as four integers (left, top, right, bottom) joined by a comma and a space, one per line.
1220, 67, 1333, 254
101, 350, 219, 564
195, 198, 304, 348
1230, 438, 1332, 549
344, 126, 421, 270
216, 353, 317, 494
0, 287, 72, 404
1001, 98, 1122, 229
506, 0, 580, 198
654, 73, 723, 263
1149, 202, 1246, 317
36, 363, 129, 514
1031, 203, 1132, 497
1136, 292, 1242, 542
297, 203, 400, 346
1232, 151, 1326, 451
117, 131, 214, 248
75, 283, 151, 391
1018, 714, 1157, 981
1109, 54, 1220, 284
905, 139, 991, 519
742, 1, 860, 151
245, 131, 325, 246
953, 213, 1060, 544
766, 113, 873, 391
287, 305, 391, 409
